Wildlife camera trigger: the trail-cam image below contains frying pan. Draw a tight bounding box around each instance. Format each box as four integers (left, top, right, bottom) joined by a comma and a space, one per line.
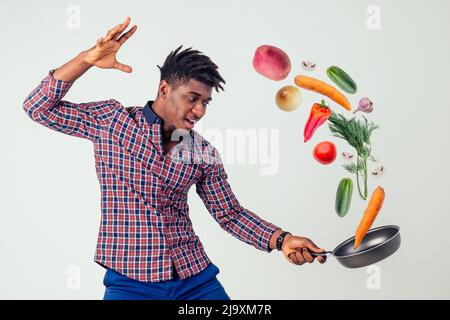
308, 225, 401, 268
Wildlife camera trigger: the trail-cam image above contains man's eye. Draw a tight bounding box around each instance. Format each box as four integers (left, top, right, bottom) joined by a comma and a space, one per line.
203, 102, 209, 107
189, 96, 196, 102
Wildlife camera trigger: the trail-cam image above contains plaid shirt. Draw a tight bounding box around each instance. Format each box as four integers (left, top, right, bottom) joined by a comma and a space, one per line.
22, 70, 280, 282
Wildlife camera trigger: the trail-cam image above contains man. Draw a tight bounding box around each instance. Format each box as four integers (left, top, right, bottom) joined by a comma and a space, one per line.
23, 17, 327, 300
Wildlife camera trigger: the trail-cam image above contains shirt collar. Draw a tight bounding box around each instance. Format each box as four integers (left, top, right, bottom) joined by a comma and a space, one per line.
142, 100, 195, 142
143, 100, 163, 126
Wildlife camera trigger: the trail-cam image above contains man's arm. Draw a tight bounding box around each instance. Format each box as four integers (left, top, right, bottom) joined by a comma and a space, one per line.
22, 68, 121, 141
196, 147, 327, 265
51, 51, 93, 82
195, 148, 283, 253
22, 17, 137, 142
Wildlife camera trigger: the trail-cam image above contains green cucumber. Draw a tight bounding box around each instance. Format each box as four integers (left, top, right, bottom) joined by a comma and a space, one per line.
326, 66, 357, 94
335, 178, 353, 217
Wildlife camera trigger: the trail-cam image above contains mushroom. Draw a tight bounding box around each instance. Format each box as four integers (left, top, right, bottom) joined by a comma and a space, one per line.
371, 165, 385, 176
302, 61, 316, 71
342, 152, 354, 161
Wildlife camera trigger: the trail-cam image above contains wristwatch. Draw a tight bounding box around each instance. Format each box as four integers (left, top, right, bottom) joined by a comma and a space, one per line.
276, 231, 291, 251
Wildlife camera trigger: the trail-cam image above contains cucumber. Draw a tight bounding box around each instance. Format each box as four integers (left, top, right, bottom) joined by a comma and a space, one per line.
326, 66, 357, 94
335, 178, 353, 217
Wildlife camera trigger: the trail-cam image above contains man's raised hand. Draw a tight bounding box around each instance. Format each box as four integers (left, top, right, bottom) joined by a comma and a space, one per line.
84, 17, 137, 73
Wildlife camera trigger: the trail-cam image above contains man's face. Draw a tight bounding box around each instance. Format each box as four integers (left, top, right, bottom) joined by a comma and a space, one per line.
162, 78, 212, 132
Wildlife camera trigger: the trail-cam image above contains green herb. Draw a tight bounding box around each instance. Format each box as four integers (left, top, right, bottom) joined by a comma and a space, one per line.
328, 112, 379, 200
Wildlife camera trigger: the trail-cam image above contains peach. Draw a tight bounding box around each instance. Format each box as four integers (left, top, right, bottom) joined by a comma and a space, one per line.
252, 45, 291, 81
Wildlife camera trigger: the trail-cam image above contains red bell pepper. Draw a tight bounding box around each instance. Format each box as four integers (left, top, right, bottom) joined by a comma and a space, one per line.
304, 100, 331, 142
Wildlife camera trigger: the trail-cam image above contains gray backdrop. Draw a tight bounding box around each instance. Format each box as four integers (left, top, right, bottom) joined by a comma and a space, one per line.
1, 0, 449, 299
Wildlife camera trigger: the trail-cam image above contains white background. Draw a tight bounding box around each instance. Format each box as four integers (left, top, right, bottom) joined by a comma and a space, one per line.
1, 0, 449, 299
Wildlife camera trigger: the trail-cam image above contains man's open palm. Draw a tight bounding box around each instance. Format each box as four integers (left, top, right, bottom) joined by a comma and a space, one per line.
84, 17, 137, 73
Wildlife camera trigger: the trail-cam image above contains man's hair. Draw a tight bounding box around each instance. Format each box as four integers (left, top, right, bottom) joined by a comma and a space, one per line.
157, 45, 225, 92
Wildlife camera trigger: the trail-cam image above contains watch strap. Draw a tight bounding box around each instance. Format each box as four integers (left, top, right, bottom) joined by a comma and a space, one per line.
276, 231, 291, 251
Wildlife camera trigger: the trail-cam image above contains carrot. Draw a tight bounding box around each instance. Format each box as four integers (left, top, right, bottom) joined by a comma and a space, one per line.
294, 75, 352, 111
354, 186, 385, 249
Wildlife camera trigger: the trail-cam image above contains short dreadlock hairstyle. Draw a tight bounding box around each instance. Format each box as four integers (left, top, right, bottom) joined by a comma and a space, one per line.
157, 45, 225, 92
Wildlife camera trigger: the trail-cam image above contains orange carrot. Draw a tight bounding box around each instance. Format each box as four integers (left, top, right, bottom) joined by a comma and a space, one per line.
294, 75, 352, 111
354, 186, 385, 249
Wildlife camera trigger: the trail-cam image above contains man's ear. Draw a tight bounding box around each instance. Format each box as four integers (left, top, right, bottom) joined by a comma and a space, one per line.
159, 80, 169, 98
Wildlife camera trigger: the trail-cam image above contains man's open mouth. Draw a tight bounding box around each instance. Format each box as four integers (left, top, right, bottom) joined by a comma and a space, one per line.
184, 117, 196, 128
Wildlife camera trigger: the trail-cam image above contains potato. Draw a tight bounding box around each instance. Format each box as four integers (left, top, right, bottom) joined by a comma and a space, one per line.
252, 45, 291, 81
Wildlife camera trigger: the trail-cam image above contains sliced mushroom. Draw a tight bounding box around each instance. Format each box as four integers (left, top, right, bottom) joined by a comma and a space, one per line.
302, 60, 316, 71
342, 152, 354, 161
372, 165, 385, 176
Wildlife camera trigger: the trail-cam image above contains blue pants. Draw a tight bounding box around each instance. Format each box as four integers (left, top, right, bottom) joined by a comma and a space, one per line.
103, 263, 231, 300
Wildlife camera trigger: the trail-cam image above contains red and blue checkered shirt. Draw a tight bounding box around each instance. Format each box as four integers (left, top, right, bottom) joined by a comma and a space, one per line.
22, 70, 281, 282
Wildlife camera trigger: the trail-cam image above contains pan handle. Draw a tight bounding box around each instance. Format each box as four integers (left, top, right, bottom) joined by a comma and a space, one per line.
311, 251, 332, 257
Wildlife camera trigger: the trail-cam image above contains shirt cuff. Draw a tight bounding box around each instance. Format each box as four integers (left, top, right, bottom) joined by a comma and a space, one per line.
253, 222, 281, 253
44, 69, 75, 99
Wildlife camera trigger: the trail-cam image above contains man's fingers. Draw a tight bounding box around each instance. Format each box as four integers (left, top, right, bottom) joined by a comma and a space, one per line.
113, 61, 133, 73
305, 242, 328, 264
118, 25, 137, 45
105, 24, 121, 41
317, 256, 327, 264
97, 36, 104, 47
294, 251, 305, 265
288, 253, 298, 265
113, 17, 131, 40
305, 240, 325, 254
105, 17, 131, 43
104, 23, 124, 42
301, 248, 315, 263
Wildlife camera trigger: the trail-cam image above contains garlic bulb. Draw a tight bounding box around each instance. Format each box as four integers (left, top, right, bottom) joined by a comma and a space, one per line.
354, 97, 373, 114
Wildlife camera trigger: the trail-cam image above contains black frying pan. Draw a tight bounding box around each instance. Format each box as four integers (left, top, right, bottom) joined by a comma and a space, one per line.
310, 225, 401, 268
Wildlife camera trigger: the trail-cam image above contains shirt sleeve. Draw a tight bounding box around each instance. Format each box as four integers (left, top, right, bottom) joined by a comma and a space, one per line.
22, 69, 120, 142
195, 149, 281, 253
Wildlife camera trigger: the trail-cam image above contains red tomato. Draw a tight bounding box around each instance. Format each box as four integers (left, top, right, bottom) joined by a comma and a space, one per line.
313, 141, 337, 165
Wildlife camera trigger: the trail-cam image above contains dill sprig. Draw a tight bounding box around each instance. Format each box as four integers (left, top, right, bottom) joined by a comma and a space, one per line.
328, 112, 379, 200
